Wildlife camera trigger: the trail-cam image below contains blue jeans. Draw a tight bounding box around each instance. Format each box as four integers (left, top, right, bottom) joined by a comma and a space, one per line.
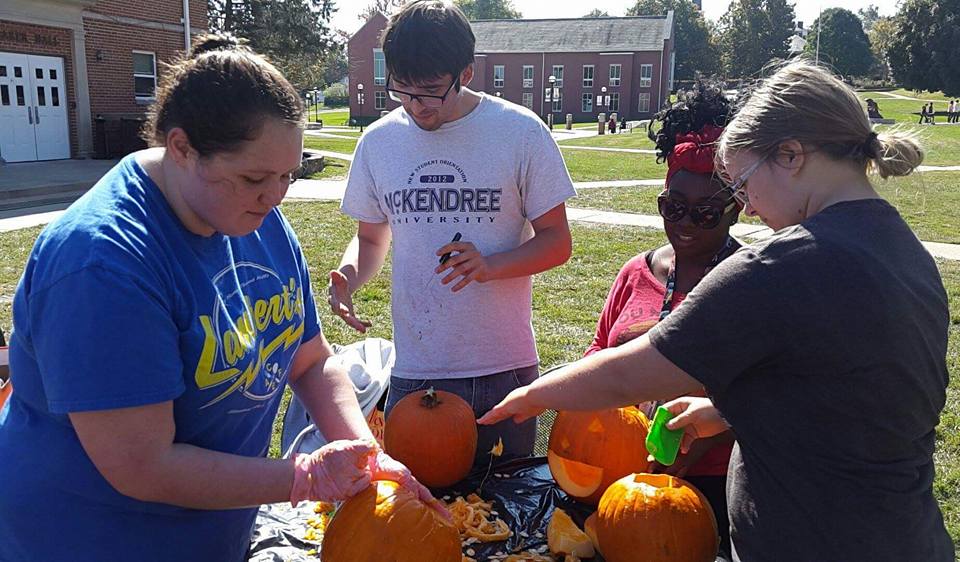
385, 365, 539, 468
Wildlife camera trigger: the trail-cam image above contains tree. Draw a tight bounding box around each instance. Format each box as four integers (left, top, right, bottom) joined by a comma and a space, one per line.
868, 16, 897, 80
583, 9, 611, 17
718, 0, 795, 78
888, 0, 960, 96
454, 0, 521, 20
627, 0, 721, 81
207, 0, 339, 91
858, 4, 881, 32
804, 8, 875, 78
359, 0, 407, 21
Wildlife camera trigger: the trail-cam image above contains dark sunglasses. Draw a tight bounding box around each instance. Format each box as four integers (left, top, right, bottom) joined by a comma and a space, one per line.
657, 191, 737, 229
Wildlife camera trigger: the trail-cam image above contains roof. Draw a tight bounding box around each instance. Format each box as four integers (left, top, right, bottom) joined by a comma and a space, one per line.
470, 13, 673, 54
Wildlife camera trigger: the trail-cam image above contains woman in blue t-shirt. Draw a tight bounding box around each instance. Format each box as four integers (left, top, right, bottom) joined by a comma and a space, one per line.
0, 34, 438, 562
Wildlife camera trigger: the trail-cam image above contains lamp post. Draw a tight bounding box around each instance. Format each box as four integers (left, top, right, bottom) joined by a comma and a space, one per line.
306, 91, 314, 123
547, 74, 556, 130
599, 86, 608, 135
356, 83, 365, 133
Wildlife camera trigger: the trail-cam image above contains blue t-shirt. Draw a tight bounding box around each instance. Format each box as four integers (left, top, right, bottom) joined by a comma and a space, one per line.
0, 154, 321, 562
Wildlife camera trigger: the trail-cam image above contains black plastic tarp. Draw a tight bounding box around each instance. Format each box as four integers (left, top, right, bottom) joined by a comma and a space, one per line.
247, 456, 605, 561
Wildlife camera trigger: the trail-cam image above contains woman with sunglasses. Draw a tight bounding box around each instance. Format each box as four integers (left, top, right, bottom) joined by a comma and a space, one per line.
584, 80, 738, 561
481, 60, 953, 561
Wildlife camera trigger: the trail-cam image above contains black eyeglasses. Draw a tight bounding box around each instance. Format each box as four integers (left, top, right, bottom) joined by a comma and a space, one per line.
657, 191, 738, 229
386, 74, 460, 108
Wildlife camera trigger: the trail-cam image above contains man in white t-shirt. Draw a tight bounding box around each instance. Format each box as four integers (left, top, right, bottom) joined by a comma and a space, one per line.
328, 0, 576, 465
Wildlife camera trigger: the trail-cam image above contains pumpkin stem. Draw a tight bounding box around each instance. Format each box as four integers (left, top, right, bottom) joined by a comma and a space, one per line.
420, 387, 443, 409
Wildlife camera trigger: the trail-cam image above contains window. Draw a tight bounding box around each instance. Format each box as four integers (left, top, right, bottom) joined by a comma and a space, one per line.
610, 92, 620, 113
609, 64, 621, 87
0, 66, 6, 77
522, 92, 533, 109
375, 90, 386, 110
638, 92, 651, 113
494, 65, 504, 88
15, 85, 24, 106
522, 65, 534, 88
51, 86, 60, 107
582, 92, 593, 112
0, 85, 8, 106
36, 86, 45, 106
35, 68, 43, 79
50, 68, 57, 80
582, 65, 594, 87
373, 49, 386, 86
133, 51, 157, 100
640, 64, 653, 88
552, 65, 563, 87
552, 91, 563, 112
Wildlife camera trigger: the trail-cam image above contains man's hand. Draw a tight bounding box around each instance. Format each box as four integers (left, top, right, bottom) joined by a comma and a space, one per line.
662, 396, 730, 454
327, 270, 372, 332
435, 240, 496, 292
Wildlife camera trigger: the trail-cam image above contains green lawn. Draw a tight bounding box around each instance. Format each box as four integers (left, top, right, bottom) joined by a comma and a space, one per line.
569, 171, 960, 244
559, 131, 657, 150
303, 136, 358, 156
305, 107, 349, 125
305, 157, 351, 181
560, 148, 665, 181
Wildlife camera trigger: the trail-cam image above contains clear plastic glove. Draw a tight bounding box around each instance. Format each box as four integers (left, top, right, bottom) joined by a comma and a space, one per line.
367, 449, 452, 522
289, 439, 376, 507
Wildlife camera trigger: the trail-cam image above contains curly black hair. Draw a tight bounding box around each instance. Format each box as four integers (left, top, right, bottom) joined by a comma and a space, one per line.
648, 80, 733, 163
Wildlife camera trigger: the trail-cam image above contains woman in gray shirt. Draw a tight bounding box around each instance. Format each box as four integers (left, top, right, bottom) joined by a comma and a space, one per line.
481, 60, 954, 561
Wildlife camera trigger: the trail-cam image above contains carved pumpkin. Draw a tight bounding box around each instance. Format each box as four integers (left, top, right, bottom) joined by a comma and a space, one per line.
547, 508, 595, 558
547, 407, 651, 504
385, 387, 477, 487
596, 473, 718, 562
321, 480, 461, 562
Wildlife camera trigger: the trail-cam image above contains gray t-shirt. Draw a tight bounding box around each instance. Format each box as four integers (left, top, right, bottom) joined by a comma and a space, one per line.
342, 94, 576, 379
649, 199, 953, 561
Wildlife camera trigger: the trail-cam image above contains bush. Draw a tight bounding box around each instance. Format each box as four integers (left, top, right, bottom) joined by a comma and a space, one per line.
323, 83, 349, 108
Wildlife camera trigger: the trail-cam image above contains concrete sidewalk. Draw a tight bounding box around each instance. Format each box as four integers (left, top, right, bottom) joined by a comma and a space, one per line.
3, 172, 959, 262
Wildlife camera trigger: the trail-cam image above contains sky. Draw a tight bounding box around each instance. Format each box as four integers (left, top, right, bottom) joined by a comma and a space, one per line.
330, 1, 901, 36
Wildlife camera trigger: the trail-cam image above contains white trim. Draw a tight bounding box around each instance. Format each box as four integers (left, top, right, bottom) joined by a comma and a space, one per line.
639, 64, 653, 88
582, 64, 594, 88
493, 64, 504, 88
599, 52, 633, 56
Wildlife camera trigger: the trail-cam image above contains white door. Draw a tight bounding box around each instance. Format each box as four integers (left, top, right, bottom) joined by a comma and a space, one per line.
0, 52, 38, 163
29, 55, 69, 161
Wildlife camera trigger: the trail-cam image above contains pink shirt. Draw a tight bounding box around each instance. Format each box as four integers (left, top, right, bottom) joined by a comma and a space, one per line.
586, 252, 732, 476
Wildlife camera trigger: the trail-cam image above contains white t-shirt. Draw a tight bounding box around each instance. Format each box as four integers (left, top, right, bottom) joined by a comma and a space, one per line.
341, 94, 576, 379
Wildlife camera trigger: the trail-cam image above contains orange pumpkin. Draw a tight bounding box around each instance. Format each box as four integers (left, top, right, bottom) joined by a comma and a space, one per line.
547, 407, 651, 505
384, 387, 478, 487
596, 473, 718, 562
321, 480, 461, 562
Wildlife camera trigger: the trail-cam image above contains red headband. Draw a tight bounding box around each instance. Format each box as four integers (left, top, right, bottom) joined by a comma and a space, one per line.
665, 124, 724, 186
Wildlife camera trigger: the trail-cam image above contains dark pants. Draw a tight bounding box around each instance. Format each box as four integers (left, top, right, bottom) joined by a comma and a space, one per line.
685, 474, 732, 562
384, 365, 539, 467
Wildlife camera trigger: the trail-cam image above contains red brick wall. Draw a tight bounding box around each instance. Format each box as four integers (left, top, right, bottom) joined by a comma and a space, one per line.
0, 21, 79, 156
82, 18, 184, 118
88, 0, 208, 30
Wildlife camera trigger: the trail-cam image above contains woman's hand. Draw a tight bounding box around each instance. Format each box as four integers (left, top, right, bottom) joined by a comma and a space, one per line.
367, 449, 452, 521
662, 396, 730, 454
477, 386, 545, 425
290, 439, 376, 506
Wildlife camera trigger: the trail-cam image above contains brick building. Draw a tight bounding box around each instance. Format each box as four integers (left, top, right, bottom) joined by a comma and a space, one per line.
348, 13, 675, 125
0, 0, 207, 163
